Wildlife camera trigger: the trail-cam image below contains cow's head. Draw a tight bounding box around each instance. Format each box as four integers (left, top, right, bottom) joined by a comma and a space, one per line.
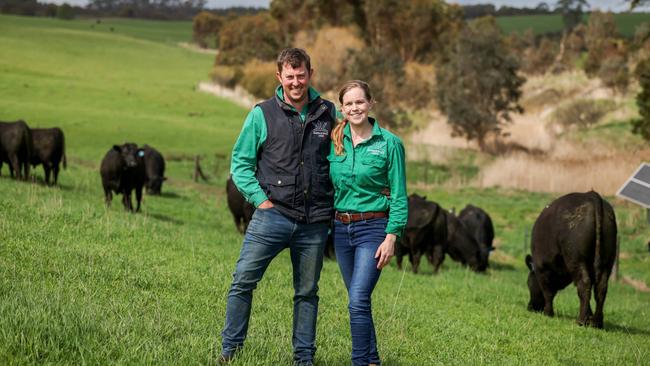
113, 143, 144, 169
525, 254, 544, 312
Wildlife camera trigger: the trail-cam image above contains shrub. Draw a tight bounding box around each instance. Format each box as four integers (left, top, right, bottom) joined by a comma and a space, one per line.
216, 13, 282, 66
294, 26, 365, 93
209, 65, 243, 88
552, 99, 617, 128
401, 62, 437, 110
192, 11, 222, 49
239, 61, 278, 100
632, 57, 650, 141
598, 55, 629, 93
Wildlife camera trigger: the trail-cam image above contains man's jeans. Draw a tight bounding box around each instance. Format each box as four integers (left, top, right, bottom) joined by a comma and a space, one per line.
334, 217, 387, 366
221, 207, 328, 364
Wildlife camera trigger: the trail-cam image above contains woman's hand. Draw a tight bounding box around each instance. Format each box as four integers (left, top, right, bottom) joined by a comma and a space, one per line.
375, 234, 397, 269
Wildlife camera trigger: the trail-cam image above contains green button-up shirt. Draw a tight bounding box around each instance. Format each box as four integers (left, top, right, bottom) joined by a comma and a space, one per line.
328, 118, 408, 237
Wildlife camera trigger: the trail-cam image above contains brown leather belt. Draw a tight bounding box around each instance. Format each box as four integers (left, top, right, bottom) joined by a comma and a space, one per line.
335, 211, 388, 224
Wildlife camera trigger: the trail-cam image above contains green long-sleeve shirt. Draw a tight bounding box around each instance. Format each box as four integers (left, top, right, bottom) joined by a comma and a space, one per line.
328, 118, 408, 237
230, 86, 332, 207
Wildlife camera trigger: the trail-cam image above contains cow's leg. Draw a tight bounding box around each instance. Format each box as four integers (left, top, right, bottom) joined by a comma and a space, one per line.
574, 266, 593, 326
22, 158, 30, 181
431, 244, 446, 274
395, 244, 405, 270
9, 155, 20, 179
412, 251, 422, 274
135, 185, 143, 212
590, 269, 611, 329
53, 163, 60, 185
43, 164, 52, 186
103, 187, 112, 208
537, 272, 557, 317
122, 191, 132, 211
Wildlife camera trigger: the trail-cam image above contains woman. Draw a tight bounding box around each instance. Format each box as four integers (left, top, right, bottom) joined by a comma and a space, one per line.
329, 80, 408, 366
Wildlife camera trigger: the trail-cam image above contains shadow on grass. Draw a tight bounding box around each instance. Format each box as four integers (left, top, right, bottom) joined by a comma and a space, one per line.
156, 191, 185, 199
146, 212, 185, 225
489, 261, 516, 271
542, 312, 650, 335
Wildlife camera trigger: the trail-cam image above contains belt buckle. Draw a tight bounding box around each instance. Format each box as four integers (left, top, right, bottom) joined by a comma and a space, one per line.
340, 212, 351, 223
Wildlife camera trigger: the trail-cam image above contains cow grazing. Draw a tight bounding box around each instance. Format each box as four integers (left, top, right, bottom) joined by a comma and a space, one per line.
397, 194, 447, 274
459, 204, 495, 253
444, 210, 489, 273
100, 143, 146, 212
0, 120, 32, 180
30, 127, 66, 186
525, 191, 617, 328
142, 144, 166, 195
226, 176, 254, 233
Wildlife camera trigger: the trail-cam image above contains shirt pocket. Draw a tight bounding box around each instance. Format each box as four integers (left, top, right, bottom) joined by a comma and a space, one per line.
358, 156, 388, 187
327, 154, 350, 186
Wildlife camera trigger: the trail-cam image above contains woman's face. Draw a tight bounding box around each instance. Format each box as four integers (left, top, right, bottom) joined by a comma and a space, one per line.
341, 87, 371, 127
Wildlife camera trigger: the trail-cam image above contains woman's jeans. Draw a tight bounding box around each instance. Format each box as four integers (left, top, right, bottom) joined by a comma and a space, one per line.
221, 207, 328, 365
334, 217, 387, 366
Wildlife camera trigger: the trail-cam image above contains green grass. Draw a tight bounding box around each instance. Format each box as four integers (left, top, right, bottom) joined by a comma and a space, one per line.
496, 12, 650, 38
1, 15, 650, 366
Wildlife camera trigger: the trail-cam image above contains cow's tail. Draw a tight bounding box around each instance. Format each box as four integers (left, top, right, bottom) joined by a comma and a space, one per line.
62, 131, 67, 169
592, 190, 604, 271
22, 122, 32, 179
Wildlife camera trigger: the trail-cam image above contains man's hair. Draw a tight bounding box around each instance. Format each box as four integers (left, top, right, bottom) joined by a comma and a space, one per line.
276, 48, 311, 73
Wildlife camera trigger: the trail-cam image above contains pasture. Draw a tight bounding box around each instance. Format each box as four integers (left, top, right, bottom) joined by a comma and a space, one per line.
495, 12, 650, 37
1, 15, 649, 365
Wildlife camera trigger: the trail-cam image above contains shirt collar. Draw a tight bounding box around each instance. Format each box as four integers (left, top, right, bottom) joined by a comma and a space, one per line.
343, 117, 383, 140
275, 85, 319, 106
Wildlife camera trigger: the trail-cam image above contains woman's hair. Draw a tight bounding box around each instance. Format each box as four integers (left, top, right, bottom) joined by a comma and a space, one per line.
331, 80, 373, 156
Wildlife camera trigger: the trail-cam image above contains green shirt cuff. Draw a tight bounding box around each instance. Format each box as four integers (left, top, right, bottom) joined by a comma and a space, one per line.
250, 191, 268, 208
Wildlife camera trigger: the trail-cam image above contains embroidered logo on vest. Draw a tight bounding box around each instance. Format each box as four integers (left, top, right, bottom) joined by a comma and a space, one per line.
312, 121, 329, 138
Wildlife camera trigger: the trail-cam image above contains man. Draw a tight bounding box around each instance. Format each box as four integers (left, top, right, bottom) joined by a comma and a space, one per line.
219, 48, 336, 365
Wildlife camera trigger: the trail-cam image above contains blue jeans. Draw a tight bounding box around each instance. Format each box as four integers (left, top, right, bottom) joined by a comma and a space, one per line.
334, 218, 388, 366
221, 207, 328, 364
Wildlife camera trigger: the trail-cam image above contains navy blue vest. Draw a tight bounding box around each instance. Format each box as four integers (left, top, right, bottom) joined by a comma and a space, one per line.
256, 94, 335, 223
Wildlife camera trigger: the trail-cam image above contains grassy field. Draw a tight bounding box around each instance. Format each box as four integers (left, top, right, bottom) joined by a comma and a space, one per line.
496, 12, 650, 37
1, 15, 650, 366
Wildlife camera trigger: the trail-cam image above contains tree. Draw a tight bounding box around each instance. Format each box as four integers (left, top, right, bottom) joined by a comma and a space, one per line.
632, 58, 650, 141
192, 11, 222, 48
555, 0, 589, 33
364, 0, 463, 63
436, 16, 525, 152
215, 13, 282, 66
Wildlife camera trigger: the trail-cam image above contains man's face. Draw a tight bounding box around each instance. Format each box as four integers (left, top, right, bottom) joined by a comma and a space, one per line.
276, 62, 312, 106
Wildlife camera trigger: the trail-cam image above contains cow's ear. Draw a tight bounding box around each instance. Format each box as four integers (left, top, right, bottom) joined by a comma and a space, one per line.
112, 145, 121, 152
163, 177, 168, 181
525, 255, 533, 271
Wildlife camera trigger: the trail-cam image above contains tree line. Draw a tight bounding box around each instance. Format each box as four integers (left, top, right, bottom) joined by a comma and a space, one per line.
195, 0, 650, 151
0, 0, 264, 20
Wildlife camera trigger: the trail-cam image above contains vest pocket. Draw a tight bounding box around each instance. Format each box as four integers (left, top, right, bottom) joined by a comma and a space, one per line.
264, 175, 296, 206
311, 173, 333, 209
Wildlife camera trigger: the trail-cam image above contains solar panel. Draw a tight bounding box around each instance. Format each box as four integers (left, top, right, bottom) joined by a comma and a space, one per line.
617, 163, 650, 209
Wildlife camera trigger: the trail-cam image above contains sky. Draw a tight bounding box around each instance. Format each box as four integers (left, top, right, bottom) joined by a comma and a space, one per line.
41, 0, 640, 12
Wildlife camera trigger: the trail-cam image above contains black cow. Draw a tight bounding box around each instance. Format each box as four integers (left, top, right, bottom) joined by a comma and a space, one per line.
100, 143, 146, 212
397, 194, 447, 274
226, 176, 255, 233
525, 191, 617, 328
444, 210, 489, 272
30, 127, 66, 186
459, 204, 495, 253
0, 120, 32, 180
142, 144, 166, 195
